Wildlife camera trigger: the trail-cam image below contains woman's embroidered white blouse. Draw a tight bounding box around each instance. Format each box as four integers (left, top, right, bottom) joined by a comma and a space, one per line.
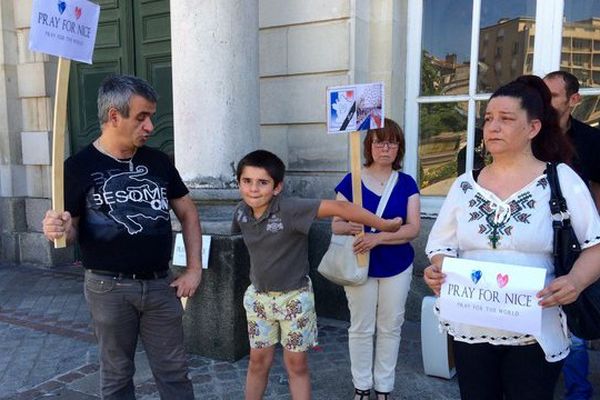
426, 164, 600, 362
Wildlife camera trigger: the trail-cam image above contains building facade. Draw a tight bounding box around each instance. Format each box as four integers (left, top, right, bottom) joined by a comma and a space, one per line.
1, 0, 599, 266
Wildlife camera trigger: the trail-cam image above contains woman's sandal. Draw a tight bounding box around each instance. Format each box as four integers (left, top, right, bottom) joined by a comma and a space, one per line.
375, 390, 390, 400
354, 388, 371, 400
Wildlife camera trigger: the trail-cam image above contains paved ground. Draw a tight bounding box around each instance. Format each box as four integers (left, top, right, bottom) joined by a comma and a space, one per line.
0, 263, 598, 400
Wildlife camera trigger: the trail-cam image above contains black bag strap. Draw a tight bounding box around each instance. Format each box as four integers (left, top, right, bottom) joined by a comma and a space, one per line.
547, 162, 567, 263
546, 162, 570, 225
547, 162, 582, 270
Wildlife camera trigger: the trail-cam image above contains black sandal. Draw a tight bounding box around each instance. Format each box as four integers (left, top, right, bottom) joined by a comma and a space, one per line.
354, 388, 371, 399
375, 390, 390, 400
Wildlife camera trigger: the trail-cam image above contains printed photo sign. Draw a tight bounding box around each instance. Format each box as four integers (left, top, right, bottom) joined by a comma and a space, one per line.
327, 83, 384, 133
439, 258, 546, 336
29, 0, 100, 64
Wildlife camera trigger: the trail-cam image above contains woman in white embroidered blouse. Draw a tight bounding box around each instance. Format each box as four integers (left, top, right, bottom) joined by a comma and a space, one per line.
423, 75, 600, 400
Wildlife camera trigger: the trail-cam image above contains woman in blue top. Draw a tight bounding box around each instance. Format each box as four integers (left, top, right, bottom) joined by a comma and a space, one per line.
332, 118, 420, 400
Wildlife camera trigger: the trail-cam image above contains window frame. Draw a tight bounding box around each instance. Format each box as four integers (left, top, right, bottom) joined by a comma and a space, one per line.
403, 0, 587, 214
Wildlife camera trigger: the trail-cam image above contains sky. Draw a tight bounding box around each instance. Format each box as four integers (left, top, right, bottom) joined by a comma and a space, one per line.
423, 0, 600, 63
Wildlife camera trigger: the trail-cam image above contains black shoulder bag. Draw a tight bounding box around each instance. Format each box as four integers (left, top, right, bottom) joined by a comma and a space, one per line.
547, 162, 600, 339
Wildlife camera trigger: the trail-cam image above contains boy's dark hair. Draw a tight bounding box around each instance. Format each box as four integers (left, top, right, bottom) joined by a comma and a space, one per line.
236, 150, 286, 186
544, 70, 580, 97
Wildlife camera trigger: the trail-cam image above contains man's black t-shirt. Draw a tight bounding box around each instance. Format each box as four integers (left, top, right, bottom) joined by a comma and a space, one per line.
568, 118, 600, 185
65, 144, 188, 273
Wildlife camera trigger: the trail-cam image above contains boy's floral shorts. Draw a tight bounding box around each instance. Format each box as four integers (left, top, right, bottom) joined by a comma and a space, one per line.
243, 278, 318, 352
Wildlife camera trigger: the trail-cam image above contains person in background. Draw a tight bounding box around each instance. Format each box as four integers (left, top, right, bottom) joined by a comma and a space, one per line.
424, 75, 600, 399
544, 70, 600, 400
332, 119, 420, 400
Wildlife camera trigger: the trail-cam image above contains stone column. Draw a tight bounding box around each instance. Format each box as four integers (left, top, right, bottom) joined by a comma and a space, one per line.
171, 0, 260, 190
170, 0, 260, 361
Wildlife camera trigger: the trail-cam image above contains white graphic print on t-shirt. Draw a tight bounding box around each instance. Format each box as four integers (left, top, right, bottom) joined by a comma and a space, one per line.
91, 165, 170, 234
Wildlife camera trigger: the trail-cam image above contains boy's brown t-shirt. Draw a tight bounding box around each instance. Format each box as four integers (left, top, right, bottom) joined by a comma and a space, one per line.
231, 196, 320, 291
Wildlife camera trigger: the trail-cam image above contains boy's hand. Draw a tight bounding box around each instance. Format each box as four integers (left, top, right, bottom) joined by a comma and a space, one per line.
382, 217, 403, 232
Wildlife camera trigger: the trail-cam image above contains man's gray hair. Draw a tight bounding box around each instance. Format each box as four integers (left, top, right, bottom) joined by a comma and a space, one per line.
97, 74, 158, 124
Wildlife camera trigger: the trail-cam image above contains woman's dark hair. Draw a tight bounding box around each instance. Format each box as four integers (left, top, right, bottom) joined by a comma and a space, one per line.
363, 118, 405, 170
488, 75, 573, 163
236, 149, 286, 186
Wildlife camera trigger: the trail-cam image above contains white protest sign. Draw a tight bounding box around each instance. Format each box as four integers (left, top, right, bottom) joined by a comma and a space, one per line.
29, 0, 100, 64
326, 83, 384, 133
172, 233, 211, 269
439, 258, 546, 336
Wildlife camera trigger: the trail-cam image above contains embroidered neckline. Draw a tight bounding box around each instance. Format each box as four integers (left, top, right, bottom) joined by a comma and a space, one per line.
469, 172, 547, 203
467, 190, 536, 249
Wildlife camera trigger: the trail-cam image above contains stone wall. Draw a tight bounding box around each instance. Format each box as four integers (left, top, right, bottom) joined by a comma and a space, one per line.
258, 0, 408, 199
0, 0, 64, 265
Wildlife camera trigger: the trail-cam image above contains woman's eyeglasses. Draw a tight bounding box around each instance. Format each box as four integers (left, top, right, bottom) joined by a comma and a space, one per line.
372, 141, 399, 149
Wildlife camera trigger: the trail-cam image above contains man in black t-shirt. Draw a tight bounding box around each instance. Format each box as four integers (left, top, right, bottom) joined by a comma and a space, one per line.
42, 75, 201, 400
544, 70, 600, 400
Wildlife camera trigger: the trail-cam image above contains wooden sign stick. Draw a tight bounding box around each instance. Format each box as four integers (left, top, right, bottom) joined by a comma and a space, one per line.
350, 131, 369, 267
51, 57, 71, 249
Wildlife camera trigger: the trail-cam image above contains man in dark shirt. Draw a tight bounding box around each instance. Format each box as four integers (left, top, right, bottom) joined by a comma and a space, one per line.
42, 75, 201, 399
545, 71, 600, 207
544, 70, 600, 400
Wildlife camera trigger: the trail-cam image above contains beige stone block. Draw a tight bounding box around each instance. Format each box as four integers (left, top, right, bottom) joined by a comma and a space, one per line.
41, 165, 51, 198
21, 97, 52, 131
0, 129, 22, 165
14, 0, 33, 29
17, 62, 47, 97
259, 28, 287, 76
21, 131, 51, 165
0, 132, 8, 163
260, 73, 349, 124
24, 164, 43, 197
261, 124, 348, 172
0, 164, 27, 196
260, 0, 349, 28
0, 165, 12, 196
259, 126, 289, 166
0, 28, 18, 66
17, 29, 35, 64
285, 173, 345, 199
287, 21, 349, 74
17, 28, 50, 63
0, 64, 20, 131
44, 60, 58, 97
286, 124, 347, 171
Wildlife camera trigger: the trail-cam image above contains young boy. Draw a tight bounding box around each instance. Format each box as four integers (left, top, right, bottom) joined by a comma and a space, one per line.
232, 150, 402, 400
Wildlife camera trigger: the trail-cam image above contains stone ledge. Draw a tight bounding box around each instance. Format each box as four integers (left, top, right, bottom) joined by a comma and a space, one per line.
18, 232, 74, 266
188, 188, 240, 201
